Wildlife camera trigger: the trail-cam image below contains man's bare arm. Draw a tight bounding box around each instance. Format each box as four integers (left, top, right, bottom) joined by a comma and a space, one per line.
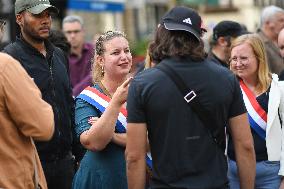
125, 123, 147, 189
229, 113, 256, 189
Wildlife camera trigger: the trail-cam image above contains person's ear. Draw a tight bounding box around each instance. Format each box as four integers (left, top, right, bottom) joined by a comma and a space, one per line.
218, 37, 229, 47
16, 13, 23, 27
96, 55, 104, 66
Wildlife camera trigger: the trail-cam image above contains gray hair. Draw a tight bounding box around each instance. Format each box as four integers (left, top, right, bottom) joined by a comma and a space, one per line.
260, 5, 284, 27
62, 15, 84, 27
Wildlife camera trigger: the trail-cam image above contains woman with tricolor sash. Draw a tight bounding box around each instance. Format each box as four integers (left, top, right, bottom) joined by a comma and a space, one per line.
72, 31, 132, 189
227, 33, 284, 188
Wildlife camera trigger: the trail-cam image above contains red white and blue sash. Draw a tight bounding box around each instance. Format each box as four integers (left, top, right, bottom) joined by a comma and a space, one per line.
77, 86, 127, 133
77, 86, 153, 168
239, 80, 267, 139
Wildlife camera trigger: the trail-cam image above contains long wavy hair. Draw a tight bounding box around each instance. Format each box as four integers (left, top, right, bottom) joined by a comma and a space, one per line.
230, 34, 271, 93
148, 25, 206, 63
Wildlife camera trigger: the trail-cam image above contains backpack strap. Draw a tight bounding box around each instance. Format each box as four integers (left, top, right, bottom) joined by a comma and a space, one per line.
155, 61, 226, 151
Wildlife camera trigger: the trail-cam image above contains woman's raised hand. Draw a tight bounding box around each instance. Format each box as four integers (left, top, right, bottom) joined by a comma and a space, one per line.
112, 77, 133, 106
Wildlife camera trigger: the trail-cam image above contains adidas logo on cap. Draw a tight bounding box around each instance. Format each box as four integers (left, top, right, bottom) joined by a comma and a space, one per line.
183, 18, 192, 25
161, 6, 207, 41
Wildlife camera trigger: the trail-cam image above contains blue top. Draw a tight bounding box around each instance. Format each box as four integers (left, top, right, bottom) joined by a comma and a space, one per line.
72, 84, 127, 189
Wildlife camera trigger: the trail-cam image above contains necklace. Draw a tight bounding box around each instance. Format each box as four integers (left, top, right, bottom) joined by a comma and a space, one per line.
99, 81, 112, 98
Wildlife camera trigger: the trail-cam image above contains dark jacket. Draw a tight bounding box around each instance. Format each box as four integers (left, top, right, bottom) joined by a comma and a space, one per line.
257, 29, 284, 75
3, 37, 74, 162
207, 51, 229, 69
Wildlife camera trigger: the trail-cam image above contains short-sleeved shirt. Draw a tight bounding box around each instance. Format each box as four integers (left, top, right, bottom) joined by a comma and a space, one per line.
74, 85, 102, 138
127, 57, 246, 188
73, 84, 127, 189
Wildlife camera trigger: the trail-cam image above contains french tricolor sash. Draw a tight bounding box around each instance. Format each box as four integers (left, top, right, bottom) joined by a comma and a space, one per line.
77, 86, 127, 133
77, 86, 153, 169
239, 80, 267, 140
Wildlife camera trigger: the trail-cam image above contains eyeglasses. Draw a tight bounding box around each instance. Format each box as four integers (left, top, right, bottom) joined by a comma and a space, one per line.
0, 20, 6, 31
229, 56, 255, 65
64, 29, 82, 35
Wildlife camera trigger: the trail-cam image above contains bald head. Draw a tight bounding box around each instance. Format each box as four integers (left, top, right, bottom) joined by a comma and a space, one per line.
278, 28, 284, 57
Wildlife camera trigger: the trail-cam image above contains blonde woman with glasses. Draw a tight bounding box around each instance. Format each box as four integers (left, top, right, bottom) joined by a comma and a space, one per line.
228, 33, 284, 188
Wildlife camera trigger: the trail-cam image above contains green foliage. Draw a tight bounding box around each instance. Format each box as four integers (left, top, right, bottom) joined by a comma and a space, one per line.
131, 38, 149, 56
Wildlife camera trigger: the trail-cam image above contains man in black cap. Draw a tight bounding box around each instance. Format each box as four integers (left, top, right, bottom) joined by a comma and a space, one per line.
126, 6, 255, 189
2, 0, 75, 189
208, 20, 247, 68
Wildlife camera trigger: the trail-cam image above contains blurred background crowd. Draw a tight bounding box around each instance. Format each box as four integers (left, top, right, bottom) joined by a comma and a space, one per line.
2, 1, 284, 189
1, 0, 283, 62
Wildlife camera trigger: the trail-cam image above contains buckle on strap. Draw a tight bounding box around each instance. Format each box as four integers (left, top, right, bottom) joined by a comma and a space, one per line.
184, 90, 196, 103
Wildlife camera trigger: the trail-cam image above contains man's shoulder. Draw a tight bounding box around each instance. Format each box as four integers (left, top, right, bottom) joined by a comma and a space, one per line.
53, 45, 65, 55
207, 55, 220, 65
130, 68, 162, 90
256, 29, 270, 43
0, 53, 14, 69
84, 42, 94, 47
52, 45, 68, 62
0, 53, 25, 78
2, 41, 21, 54
197, 59, 237, 87
83, 42, 94, 51
0, 41, 9, 51
135, 67, 160, 80
2, 41, 24, 63
206, 53, 228, 68
201, 58, 231, 74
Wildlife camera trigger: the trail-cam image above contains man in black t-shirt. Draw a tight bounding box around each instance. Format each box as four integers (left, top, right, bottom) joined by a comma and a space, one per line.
126, 6, 256, 189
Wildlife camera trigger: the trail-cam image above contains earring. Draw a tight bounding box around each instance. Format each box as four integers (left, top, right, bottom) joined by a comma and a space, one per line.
101, 65, 104, 74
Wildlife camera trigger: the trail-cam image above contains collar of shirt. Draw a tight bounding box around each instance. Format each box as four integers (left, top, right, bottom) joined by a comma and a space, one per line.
70, 42, 94, 57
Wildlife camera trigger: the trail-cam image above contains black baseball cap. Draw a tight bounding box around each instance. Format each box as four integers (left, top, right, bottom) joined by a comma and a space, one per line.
213, 21, 245, 40
161, 6, 207, 41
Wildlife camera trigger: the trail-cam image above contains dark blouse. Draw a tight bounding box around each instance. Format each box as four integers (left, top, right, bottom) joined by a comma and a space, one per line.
228, 87, 270, 161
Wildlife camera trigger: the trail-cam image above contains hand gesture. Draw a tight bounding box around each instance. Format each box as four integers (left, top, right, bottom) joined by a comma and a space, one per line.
112, 77, 133, 106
